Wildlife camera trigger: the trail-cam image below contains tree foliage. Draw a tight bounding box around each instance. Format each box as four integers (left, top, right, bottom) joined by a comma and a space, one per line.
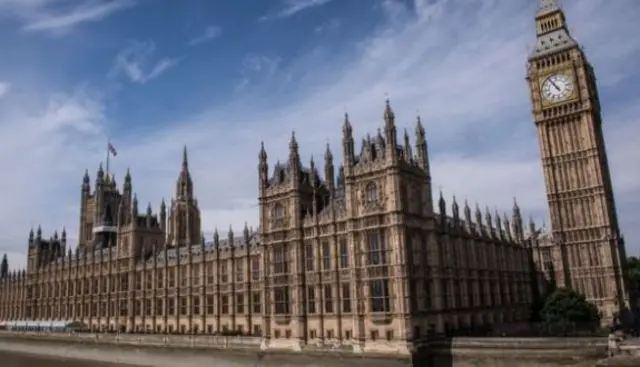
540, 287, 601, 325
627, 256, 640, 285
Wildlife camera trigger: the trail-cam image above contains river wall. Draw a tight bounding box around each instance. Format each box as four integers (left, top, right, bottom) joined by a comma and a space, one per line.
0, 331, 611, 366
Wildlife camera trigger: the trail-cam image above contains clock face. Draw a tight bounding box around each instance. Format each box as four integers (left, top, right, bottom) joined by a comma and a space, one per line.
541, 74, 574, 102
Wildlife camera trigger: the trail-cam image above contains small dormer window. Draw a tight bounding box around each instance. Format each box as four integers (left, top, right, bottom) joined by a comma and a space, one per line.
365, 182, 379, 203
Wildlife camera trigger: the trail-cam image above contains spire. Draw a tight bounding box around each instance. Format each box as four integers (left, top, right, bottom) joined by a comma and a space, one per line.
531, 0, 575, 58
176, 145, 194, 199
537, 0, 560, 16
243, 222, 250, 242
451, 196, 459, 219
438, 190, 446, 216
259, 141, 267, 162
463, 199, 471, 223
1, 253, 8, 278
414, 115, 429, 176
131, 193, 139, 218
288, 131, 300, 175
82, 169, 90, 191
324, 143, 335, 191
342, 113, 352, 136
383, 98, 395, 125
289, 131, 298, 157
182, 145, 189, 170
382, 98, 398, 160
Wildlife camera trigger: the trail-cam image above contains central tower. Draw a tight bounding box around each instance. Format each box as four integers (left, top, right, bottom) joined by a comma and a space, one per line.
526, 0, 630, 320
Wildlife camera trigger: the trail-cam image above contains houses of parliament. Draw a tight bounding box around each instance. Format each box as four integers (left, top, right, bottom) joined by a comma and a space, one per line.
0, 0, 632, 348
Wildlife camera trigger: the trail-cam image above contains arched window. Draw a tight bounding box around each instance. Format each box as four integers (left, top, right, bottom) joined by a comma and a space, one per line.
274, 204, 285, 220
365, 182, 378, 203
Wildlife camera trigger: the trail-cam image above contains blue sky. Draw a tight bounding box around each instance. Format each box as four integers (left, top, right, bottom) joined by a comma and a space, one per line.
0, 0, 638, 268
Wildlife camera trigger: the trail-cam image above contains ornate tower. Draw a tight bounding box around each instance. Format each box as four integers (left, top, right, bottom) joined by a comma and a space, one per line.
526, 0, 629, 320
167, 146, 201, 247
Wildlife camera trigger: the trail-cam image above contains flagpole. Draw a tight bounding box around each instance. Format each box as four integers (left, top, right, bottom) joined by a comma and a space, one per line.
106, 138, 111, 178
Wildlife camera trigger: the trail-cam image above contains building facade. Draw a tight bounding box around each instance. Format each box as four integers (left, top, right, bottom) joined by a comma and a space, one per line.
0, 101, 535, 351
525, 0, 630, 322
0, 0, 629, 350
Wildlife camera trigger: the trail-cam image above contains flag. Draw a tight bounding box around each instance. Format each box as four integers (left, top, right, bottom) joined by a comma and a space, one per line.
108, 142, 118, 157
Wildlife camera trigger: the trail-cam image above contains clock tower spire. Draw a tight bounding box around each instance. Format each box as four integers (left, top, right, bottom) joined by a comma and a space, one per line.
526, 1, 631, 322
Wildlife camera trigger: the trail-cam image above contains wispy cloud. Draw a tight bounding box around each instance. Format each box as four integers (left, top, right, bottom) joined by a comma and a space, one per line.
314, 18, 340, 33
235, 54, 281, 91
2, 0, 640, 270
260, 0, 333, 21
188, 25, 222, 46
0, 0, 137, 34
110, 41, 180, 84
0, 83, 10, 99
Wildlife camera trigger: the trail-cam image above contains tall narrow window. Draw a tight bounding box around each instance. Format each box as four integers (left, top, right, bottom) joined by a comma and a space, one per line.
251, 257, 260, 281
305, 243, 314, 271
367, 232, 386, 265
341, 283, 351, 313
274, 286, 290, 314
273, 244, 288, 274
324, 284, 333, 313
321, 241, 331, 270
307, 286, 316, 314
370, 279, 391, 313
339, 238, 348, 268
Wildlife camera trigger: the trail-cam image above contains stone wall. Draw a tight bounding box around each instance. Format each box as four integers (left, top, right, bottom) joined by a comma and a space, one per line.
0, 332, 610, 367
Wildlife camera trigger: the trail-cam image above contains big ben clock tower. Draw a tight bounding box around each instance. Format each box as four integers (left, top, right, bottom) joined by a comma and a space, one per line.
527, 0, 631, 321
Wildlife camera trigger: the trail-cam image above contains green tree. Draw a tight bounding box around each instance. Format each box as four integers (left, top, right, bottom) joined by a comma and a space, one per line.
540, 287, 600, 325
627, 256, 640, 285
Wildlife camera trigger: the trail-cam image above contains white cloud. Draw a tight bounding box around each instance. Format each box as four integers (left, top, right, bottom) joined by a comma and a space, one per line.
110, 41, 180, 84
2, 0, 640, 270
260, 0, 333, 21
0, 0, 136, 34
0, 82, 10, 98
188, 25, 222, 46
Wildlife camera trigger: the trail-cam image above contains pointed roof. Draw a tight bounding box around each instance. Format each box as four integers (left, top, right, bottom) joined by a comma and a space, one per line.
537, 0, 560, 17
530, 0, 577, 59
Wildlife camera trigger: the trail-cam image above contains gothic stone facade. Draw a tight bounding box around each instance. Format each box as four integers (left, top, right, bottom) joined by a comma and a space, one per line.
0, 101, 535, 348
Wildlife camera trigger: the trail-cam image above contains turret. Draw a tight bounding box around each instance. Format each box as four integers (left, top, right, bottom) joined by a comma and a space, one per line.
383, 99, 398, 161
176, 145, 193, 200
438, 191, 446, 224
512, 198, 524, 242
474, 204, 483, 234
160, 198, 167, 231
463, 199, 472, 231
0, 253, 8, 278
259, 141, 269, 192
28, 228, 34, 247
131, 193, 139, 227
288, 132, 300, 186
504, 213, 513, 241
415, 116, 431, 177
213, 228, 220, 249
324, 143, 335, 194
342, 113, 355, 173
123, 168, 132, 195
243, 222, 250, 243
403, 128, 412, 163
146, 202, 153, 227
451, 196, 460, 226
